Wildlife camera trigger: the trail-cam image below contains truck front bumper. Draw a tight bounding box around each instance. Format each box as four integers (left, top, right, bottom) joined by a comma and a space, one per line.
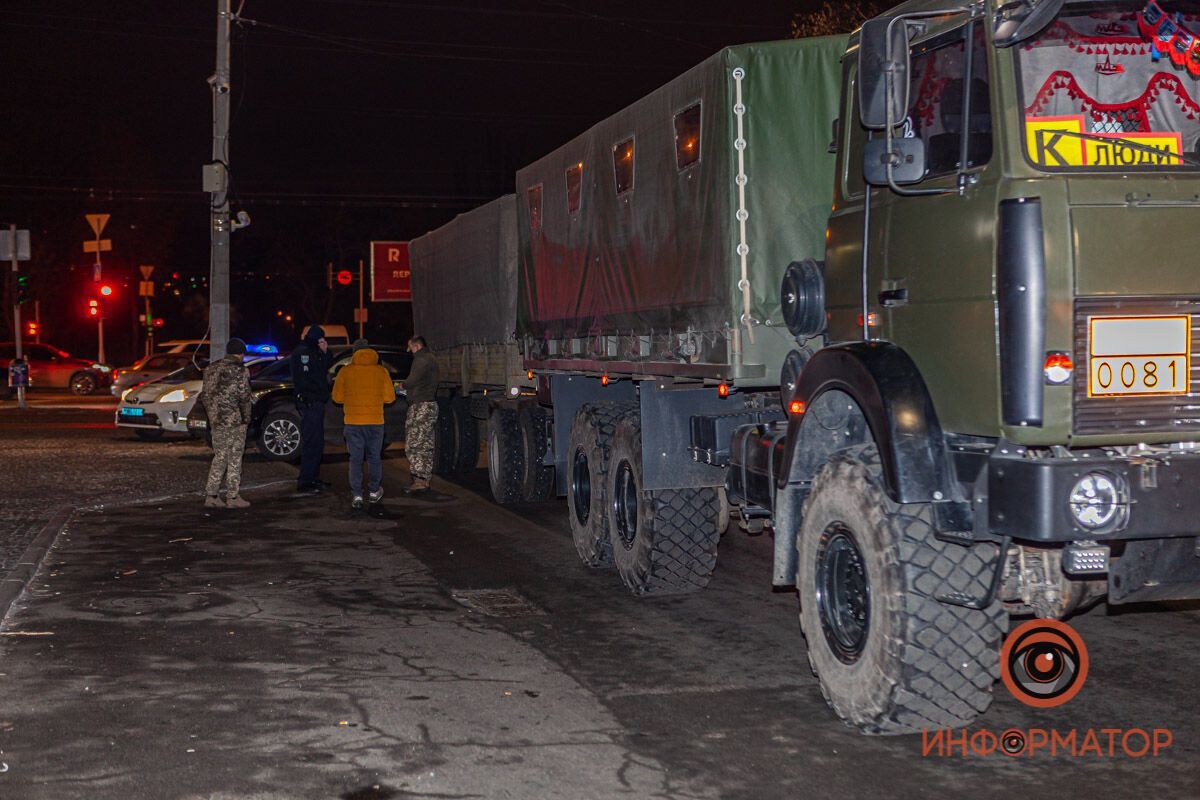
988, 448, 1200, 542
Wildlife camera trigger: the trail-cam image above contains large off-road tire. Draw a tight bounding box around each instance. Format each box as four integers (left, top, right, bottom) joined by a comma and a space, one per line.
519, 405, 555, 503
797, 444, 1005, 734
450, 396, 479, 473
567, 401, 633, 568
432, 398, 456, 476
606, 411, 722, 595
487, 407, 524, 505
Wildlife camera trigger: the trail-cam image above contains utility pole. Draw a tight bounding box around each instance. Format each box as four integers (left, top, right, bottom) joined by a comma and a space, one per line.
83, 213, 111, 364
206, 0, 233, 360
8, 224, 25, 409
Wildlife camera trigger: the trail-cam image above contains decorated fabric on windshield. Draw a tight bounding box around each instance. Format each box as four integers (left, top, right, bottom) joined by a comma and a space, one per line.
1019, 4, 1200, 167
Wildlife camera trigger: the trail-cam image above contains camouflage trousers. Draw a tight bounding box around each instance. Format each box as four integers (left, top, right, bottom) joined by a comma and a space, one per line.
206, 424, 247, 497
405, 401, 438, 480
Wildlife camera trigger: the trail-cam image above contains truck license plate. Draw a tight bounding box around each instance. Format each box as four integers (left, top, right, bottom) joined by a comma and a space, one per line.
1088, 315, 1190, 397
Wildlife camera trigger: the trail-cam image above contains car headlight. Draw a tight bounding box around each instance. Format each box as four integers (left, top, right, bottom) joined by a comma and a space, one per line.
91, 363, 113, 373
120, 386, 135, 402
159, 388, 189, 404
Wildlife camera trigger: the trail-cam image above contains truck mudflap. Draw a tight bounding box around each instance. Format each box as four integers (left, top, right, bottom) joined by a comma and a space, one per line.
987, 447, 1200, 542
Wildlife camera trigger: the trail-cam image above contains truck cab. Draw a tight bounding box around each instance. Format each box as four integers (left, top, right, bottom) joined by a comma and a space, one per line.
754, 0, 1200, 732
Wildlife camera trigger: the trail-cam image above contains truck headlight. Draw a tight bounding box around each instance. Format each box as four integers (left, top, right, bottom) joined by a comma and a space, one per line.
159, 388, 189, 404
1068, 471, 1127, 531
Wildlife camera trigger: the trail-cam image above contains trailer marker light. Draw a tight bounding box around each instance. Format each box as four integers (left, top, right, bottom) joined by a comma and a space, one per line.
527, 370, 534, 380
718, 383, 729, 398
856, 312, 879, 327
788, 400, 806, 415
601, 375, 610, 386
1043, 351, 1073, 385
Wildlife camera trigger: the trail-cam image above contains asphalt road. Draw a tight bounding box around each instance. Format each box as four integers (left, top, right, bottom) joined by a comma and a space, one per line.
0, 408, 1197, 799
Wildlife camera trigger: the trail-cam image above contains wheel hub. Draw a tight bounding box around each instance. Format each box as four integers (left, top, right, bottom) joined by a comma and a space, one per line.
264, 419, 300, 456
571, 448, 590, 526
815, 525, 870, 664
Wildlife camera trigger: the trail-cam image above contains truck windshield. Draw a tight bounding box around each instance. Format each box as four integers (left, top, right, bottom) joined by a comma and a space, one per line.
1019, 0, 1200, 170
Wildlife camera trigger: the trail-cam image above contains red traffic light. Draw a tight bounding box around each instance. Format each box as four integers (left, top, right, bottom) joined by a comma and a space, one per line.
336, 269, 353, 286
25, 321, 38, 336
99, 284, 114, 297
87, 298, 99, 317
153, 318, 164, 328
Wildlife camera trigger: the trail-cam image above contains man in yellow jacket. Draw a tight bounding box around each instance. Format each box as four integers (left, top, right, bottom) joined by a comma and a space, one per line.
331, 344, 396, 508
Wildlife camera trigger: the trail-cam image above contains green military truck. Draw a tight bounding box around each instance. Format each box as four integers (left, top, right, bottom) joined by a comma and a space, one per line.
408, 195, 554, 502
416, 0, 1200, 734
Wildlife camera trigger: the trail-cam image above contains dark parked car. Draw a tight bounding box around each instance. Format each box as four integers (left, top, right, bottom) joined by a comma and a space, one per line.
188, 345, 412, 462
0, 342, 112, 395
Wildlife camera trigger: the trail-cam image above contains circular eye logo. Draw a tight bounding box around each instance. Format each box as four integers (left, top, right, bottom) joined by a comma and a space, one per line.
1000, 728, 1027, 756
1001, 619, 1089, 708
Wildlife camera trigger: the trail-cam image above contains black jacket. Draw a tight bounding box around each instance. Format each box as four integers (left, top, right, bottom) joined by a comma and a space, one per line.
290, 341, 333, 402
404, 349, 438, 404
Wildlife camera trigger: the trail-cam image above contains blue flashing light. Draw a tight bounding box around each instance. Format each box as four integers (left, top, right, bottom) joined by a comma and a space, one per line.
247, 344, 278, 354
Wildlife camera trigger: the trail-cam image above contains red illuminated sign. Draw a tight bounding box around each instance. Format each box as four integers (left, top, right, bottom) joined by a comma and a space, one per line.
370, 241, 410, 302
336, 269, 353, 286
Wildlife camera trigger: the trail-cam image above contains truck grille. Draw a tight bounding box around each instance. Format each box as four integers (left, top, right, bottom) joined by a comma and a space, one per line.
1073, 296, 1200, 436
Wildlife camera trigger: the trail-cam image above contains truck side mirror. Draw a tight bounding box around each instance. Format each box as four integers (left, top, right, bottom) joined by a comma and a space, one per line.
858, 17, 911, 130
863, 137, 926, 186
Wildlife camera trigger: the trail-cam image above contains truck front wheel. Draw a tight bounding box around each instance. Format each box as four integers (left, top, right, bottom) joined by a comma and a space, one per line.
606, 411, 721, 595
797, 444, 1004, 734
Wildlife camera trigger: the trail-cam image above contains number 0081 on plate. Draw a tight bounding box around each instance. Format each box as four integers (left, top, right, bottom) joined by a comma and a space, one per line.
1088, 315, 1190, 397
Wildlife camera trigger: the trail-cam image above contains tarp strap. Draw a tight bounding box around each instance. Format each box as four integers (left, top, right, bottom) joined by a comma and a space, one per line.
732, 66, 756, 346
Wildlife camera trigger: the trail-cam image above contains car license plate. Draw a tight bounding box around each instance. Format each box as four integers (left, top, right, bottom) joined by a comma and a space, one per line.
122, 406, 144, 417
1088, 315, 1190, 397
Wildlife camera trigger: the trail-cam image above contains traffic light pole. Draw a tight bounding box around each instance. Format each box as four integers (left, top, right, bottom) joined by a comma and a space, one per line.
208, 0, 233, 360
9, 223, 24, 409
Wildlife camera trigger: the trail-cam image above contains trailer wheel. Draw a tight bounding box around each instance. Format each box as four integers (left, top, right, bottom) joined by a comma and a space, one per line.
450, 396, 479, 473
519, 405, 554, 503
797, 444, 1004, 734
567, 402, 632, 568
606, 411, 721, 595
487, 407, 525, 504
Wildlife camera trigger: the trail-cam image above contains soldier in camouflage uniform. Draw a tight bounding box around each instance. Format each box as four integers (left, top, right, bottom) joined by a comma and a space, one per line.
403, 336, 439, 492
202, 338, 252, 508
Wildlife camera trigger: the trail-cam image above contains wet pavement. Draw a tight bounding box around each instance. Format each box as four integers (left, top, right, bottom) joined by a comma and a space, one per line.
1, 408, 1198, 799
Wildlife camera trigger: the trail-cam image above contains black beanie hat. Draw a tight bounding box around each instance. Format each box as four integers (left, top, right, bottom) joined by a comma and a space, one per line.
304, 325, 325, 343
226, 338, 247, 355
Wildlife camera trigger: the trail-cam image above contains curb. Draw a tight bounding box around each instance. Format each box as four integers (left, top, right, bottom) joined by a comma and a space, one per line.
0, 505, 73, 628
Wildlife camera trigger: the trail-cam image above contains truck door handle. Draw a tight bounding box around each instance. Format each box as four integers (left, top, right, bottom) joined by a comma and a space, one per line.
878, 288, 909, 307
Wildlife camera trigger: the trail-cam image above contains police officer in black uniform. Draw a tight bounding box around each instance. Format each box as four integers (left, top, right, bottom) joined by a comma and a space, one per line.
290, 325, 334, 492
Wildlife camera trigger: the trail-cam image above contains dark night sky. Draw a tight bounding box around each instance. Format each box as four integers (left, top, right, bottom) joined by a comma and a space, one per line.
0, 1, 809, 360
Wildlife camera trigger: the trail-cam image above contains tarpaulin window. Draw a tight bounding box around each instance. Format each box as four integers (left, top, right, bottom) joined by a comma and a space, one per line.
674, 102, 702, 169
527, 184, 543, 231
566, 162, 583, 213
612, 137, 635, 194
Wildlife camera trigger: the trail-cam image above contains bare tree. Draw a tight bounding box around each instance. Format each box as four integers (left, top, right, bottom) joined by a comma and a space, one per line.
790, 0, 889, 38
